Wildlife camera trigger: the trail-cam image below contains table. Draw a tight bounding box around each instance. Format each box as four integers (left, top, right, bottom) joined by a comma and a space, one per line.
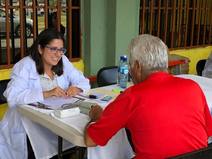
17, 84, 133, 159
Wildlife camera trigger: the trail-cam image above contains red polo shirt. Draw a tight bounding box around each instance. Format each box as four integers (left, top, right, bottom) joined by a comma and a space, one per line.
88, 72, 212, 159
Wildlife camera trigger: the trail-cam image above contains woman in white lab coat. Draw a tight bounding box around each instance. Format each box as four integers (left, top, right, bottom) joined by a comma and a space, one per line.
0, 28, 90, 159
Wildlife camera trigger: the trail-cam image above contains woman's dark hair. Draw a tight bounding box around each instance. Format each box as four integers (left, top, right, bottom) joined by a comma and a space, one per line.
28, 28, 65, 76
48, 12, 65, 35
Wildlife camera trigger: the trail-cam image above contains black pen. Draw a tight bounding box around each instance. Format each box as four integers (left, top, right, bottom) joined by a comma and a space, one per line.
28, 103, 38, 107
89, 94, 97, 99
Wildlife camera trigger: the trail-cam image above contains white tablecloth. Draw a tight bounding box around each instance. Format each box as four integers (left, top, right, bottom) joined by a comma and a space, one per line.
88, 130, 134, 159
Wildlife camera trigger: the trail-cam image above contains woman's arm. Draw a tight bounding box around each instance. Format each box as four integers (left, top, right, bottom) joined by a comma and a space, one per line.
3, 58, 44, 107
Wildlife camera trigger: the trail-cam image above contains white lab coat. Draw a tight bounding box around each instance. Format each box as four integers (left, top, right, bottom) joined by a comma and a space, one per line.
0, 55, 90, 159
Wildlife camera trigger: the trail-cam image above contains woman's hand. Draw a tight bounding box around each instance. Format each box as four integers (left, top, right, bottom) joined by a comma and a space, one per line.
66, 86, 82, 96
43, 86, 67, 98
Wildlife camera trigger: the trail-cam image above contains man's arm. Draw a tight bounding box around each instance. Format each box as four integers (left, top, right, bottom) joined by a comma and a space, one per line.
84, 122, 97, 146
84, 105, 103, 146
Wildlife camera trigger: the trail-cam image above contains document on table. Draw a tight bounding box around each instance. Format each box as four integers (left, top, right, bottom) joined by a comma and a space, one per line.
37, 96, 97, 116
40, 96, 82, 109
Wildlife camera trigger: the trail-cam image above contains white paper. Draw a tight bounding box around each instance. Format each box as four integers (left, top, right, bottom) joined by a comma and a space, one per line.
41, 96, 81, 109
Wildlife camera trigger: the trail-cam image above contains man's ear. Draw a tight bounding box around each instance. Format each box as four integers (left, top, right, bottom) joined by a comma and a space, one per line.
134, 60, 141, 72
134, 60, 144, 82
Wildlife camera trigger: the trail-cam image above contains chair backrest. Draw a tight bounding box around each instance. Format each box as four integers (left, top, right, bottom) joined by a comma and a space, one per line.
196, 59, 206, 76
169, 145, 212, 159
97, 66, 118, 87
0, 80, 9, 104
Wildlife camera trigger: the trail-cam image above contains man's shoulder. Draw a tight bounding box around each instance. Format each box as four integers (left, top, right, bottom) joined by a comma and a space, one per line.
173, 76, 204, 97
122, 84, 144, 98
174, 76, 199, 85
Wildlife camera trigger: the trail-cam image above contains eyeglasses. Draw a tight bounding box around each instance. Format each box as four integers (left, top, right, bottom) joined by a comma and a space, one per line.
45, 45, 67, 55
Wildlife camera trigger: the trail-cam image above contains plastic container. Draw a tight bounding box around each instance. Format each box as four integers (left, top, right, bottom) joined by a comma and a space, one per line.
118, 55, 128, 88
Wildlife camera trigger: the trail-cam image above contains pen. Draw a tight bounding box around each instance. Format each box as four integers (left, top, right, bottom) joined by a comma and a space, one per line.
77, 93, 99, 99
28, 103, 38, 107
28, 102, 52, 110
89, 94, 97, 99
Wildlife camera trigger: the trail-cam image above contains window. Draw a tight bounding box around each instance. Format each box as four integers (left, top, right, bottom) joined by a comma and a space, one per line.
139, 0, 212, 49
0, 0, 81, 69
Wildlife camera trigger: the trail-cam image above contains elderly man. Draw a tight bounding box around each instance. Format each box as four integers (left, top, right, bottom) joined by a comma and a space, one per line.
84, 34, 212, 159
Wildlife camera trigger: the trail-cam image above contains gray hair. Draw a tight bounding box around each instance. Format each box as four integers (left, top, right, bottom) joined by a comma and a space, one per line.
128, 34, 168, 73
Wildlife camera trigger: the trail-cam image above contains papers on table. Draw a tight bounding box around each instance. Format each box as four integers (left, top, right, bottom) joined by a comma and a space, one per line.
40, 96, 81, 109
27, 96, 84, 118
53, 100, 96, 117
28, 96, 98, 118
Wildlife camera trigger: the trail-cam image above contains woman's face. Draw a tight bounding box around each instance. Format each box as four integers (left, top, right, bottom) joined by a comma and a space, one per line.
39, 39, 64, 69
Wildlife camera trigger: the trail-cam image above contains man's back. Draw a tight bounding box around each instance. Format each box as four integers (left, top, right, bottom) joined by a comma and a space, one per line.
125, 72, 212, 158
